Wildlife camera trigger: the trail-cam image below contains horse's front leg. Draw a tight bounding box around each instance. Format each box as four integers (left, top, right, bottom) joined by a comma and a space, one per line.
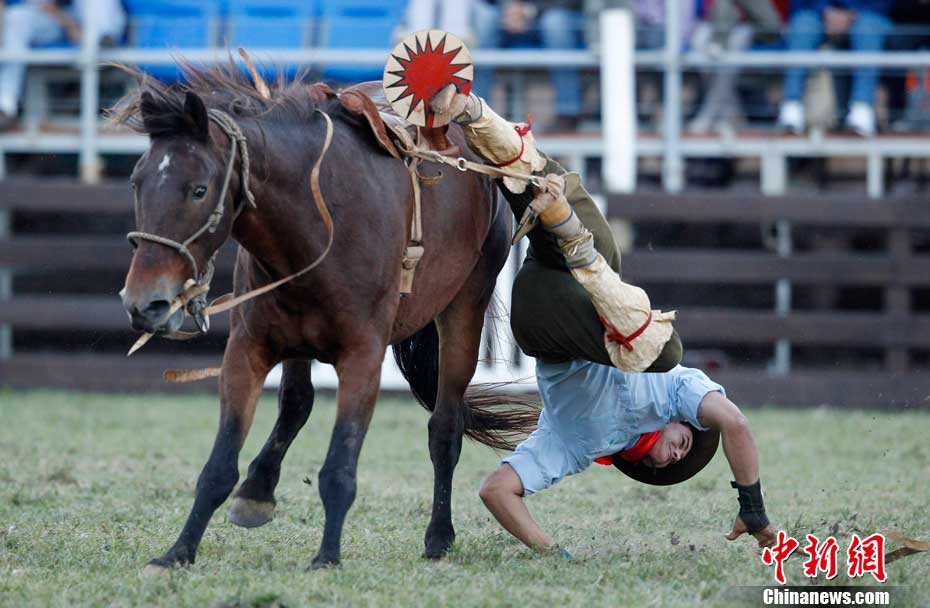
310, 343, 384, 569
230, 359, 314, 528
144, 335, 274, 574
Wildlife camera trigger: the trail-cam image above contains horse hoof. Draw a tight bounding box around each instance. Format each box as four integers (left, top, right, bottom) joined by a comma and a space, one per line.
309, 556, 340, 571
424, 528, 455, 559
423, 545, 452, 560
141, 563, 171, 578
229, 497, 275, 529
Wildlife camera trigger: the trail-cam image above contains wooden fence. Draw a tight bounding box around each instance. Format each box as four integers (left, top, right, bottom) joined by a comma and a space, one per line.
609, 191, 930, 408
0, 178, 928, 408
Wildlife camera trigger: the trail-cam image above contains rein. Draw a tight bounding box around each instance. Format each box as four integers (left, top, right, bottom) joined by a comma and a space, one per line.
395, 139, 546, 191
128, 109, 335, 356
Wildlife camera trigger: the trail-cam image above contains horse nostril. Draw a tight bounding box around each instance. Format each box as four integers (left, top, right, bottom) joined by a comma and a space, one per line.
142, 299, 172, 322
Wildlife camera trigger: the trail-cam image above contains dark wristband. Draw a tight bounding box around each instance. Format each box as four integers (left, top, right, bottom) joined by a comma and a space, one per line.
731, 480, 769, 533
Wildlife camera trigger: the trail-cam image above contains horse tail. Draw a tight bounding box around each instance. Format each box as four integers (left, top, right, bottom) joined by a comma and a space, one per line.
391, 317, 539, 452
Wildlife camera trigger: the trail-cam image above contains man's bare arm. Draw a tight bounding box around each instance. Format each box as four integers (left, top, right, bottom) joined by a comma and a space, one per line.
698, 391, 758, 485
479, 464, 557, 553
698, 391, 776, 548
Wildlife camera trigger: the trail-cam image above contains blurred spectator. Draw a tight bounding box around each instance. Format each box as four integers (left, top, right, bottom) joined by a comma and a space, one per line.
687, 0, 784, 133
776, 0, 894, 137
472, 0, 584, 131
633, 0, 698, 51
879, 0, 930, 191
886, 0, 930, 132
580, 0, 625, 49
0, 0, 126, 131
403, 0, 476, 44
632, 0, 697, 129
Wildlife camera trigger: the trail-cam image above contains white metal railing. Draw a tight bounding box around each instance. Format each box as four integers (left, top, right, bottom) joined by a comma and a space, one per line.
7, 47, 930, 68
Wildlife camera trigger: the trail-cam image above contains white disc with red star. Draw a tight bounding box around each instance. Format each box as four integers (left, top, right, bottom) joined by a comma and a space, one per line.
383, 30, 474, 128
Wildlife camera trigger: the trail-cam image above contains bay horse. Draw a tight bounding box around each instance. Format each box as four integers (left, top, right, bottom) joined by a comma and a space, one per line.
113, 63, 536, 571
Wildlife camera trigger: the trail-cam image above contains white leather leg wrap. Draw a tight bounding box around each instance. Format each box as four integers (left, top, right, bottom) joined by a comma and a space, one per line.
567, 255, 677, 372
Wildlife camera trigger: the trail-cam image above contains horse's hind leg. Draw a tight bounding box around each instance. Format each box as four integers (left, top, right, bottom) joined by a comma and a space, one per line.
229, 359, 315, 529
145, 335, 274, 573
311, 341, 384, 569
424, 270, 499, 559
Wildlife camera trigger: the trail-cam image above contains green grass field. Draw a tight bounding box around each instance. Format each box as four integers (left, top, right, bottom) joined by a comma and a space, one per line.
0, 390, 928, 607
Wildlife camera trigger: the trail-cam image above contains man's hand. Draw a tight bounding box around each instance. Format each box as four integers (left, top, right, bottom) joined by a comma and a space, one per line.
726, 516, 777, 549
541, 173, 564, 199
513, 173, 567, 242
429, 84, 469, 126
533, 173, 565, 211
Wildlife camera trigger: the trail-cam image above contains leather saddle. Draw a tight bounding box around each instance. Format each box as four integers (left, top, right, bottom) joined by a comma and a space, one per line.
307, 80, 451, 160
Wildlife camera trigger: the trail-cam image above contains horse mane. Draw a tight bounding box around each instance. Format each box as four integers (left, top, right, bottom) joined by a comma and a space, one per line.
108, 58, 345, 137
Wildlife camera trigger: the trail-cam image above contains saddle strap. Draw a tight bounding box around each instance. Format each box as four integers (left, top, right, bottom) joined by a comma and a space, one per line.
400, 133, 425, 295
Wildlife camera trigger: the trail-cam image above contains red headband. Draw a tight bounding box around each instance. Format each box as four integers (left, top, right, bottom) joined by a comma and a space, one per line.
594, 430, 663, 465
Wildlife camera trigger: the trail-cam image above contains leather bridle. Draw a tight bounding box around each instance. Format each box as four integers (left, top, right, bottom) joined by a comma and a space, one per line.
127, 108, 257, 332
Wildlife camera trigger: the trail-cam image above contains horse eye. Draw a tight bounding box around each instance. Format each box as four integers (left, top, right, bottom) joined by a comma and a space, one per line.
192, 185, 208, 200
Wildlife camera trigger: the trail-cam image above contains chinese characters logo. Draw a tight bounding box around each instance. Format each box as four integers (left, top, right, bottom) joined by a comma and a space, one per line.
762, 532, 886, 584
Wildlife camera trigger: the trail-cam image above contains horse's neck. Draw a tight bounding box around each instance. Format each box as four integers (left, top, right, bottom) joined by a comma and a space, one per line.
230, 129, 331, 281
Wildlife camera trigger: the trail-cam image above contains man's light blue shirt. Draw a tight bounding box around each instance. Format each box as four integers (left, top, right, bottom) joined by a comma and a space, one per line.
502, 361, 724, 496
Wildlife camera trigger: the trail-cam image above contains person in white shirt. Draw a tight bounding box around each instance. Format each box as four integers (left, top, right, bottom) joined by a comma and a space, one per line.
0, 0, 126, 130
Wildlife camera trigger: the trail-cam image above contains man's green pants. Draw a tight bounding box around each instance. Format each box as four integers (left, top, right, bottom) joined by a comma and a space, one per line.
502, 155, 683, 372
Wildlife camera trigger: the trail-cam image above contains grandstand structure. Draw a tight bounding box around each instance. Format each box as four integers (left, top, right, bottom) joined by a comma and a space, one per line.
1, 1, 929, 406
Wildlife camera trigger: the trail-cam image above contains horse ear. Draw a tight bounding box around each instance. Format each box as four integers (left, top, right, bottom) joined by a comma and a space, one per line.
139, 91, 160, 132
183, 91, 209, 142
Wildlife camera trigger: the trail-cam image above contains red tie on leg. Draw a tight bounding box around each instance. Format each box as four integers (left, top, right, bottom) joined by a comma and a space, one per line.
600, 310, 653, 352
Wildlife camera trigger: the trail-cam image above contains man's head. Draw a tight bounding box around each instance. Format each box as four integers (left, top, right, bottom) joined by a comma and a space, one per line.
611, 422, 718, 486
643, 422, 693, 469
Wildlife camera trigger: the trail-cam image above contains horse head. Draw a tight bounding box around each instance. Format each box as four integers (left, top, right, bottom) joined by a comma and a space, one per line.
120, 90, 243, 334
